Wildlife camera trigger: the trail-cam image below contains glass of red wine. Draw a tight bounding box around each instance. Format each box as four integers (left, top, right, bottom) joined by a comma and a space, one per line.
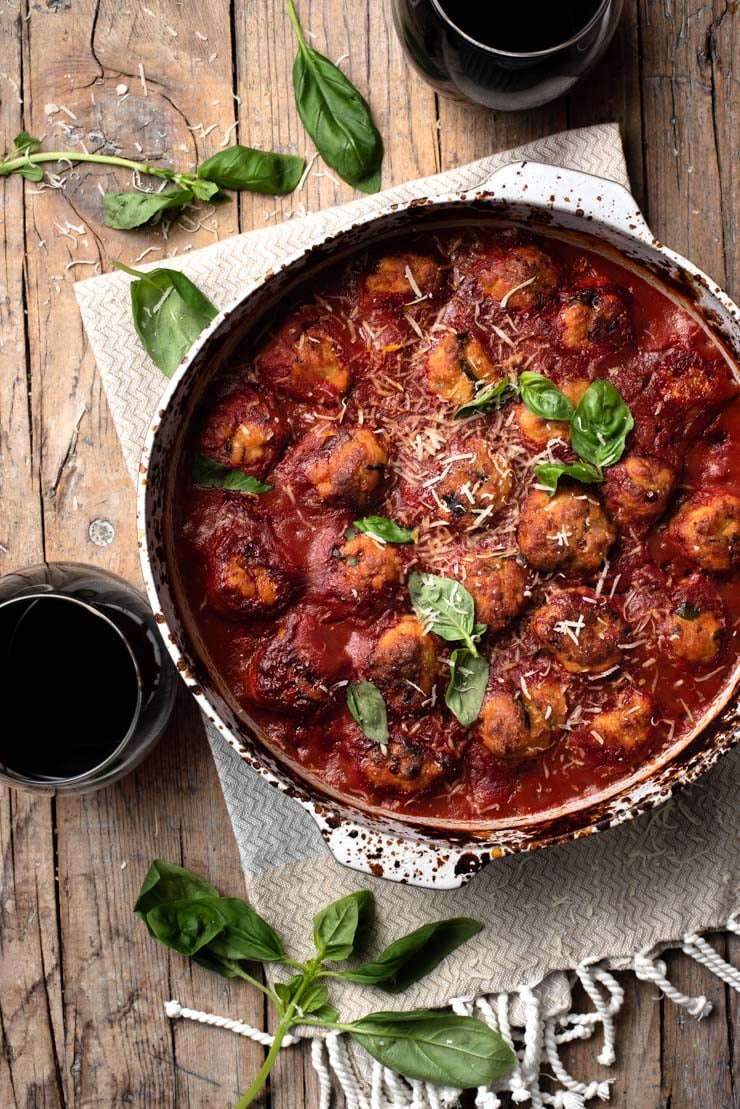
392, 0, 623, 111
0, 562, 177, 794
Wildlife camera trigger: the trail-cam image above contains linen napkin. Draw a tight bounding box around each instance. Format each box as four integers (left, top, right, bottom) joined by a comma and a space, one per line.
75, 123, 739, 1104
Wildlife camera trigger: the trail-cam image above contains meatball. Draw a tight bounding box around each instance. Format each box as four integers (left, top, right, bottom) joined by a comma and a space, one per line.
516, 379, 590, 447
587, 689, 653, 752
478, 680, 567, 760
517, 489, 616, 574
478, 245, 560, 311
355, 720, 464, 794
205, 519, 298, 617
602, 455, 676, 529
531, 588, 625, 673
244, 612, 348, 715
669, 491, 740, 572
325, 533, 404, 611
663, 604, 723, 665
258, 316, 350, 405
435, 442, 513, 530
364, 253, 442, 299
465, 557, 528, 632
425, 331, 503, 406
303, 424, 388, 511
199, 386, 290, 477
369, 615, 437, 716
557, 282, 634, 353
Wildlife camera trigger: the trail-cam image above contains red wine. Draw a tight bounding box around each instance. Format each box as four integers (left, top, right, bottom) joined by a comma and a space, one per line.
0, 596, 141, 780
437, 1, 604, 53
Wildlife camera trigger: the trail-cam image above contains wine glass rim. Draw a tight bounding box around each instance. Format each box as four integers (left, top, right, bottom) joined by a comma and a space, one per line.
0, 591, 144, 786
428, 0, 611, 59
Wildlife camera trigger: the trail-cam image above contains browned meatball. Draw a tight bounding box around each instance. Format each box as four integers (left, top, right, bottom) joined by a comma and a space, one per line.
369, 615, 437, 716
199, 386, 290, 477
245, 612, 348, 715
364, 253, 442, 298
478, 245, 560, 311
205, 519, 298, 617
669, 491, 740, 572
327, 533, 404, 611
662, 605, 723, 665
258, 315, 350, 406
516, 379, 590, 447
602, 455, 676, 529
557, 282, 634, 353
531, 588, 625, 673
425, 331, 503, 406
478, 680, 567, 759
587, 689, 653, 752
517, 490, 616, 574
435, 442, 513, 530
356, 719, 464, 794
465, 557, 528, 632
303, 424, 388, 511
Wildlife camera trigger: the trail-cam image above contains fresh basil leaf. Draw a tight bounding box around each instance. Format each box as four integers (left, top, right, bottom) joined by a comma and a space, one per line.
347, 681, 388, 745
192, 454, 272, 493
309, 1003, 339, 1023
204, 897, 285, 962
535, 460, 604, 496
191, 949, 246, 978
18, 163, 44, 182
14, 130, 41, 154
570, 379, 634, 468
293, 979, 330, 1015
518, 371, 574, 421
338, 917, 482, 993
472, 622, 487, 640
408, 572, 479, 651
314, 890, 374, 961
445, 649, 489, 728
134, 859, 219, 924
350, 1010, 516, 1088
275, 981, 293, 1007
453, 378, 514, 420
145, 898, 226, 957
676, 601, 702, 621
287, 0, 383, 190
353, 516, 415, 544
198, 145, 305, 195
186, 175, 224, 202
104, 187, 194, 229
112, 262, 218, 377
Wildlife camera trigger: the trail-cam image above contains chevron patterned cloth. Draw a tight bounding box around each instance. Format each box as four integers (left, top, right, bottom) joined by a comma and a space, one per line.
76, 124, 739, 1025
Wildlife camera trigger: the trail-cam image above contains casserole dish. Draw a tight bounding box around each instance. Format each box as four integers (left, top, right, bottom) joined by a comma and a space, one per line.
138, 161, 740, 889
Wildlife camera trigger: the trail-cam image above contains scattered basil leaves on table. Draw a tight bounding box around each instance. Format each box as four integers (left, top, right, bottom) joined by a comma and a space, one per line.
104, 188, 200, 230
570, 378, 635, 468
111, 262, 218, 377
353, 515, 415, 544
453, 377, 515, 420
198, 145, 305, 194
518, 370, 575, 421
347, 680, 388, 745
192, 454, 273, 494
134, 863, 514, 1106
534, 460, 604, 496
285, 0, 383, 192
446, 648, 490, 728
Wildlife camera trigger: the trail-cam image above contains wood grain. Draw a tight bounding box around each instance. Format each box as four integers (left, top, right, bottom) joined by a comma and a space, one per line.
0, 0, 737, 1105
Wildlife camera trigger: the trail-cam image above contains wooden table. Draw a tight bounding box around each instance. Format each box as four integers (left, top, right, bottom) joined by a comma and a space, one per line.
0, 2, 737, 1105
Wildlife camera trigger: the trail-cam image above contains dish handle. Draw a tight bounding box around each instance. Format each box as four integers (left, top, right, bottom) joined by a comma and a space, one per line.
475, 160, 654, 246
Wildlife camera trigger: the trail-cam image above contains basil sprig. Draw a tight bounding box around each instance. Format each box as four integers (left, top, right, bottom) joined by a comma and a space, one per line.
534, 460, 604, 496
408, 573, 489, 727
198, 145, 305, 194
112, 262, 218, 377
353, 515, 415, 543
570, 379, 635, 468
347, 680, 388, 746
192, 455, 273, 494
453, 377, 515, 420
286, 0, 383, 192
519, 371, 574, 421
135, 862, 514, 1105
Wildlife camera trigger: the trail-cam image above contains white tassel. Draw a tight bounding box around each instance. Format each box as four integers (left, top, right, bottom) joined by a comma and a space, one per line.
163, 999, 299, 1045
497, 992, 530, 1103
682, 932, 740, 992
312, 1037, 333, 1109
543, 1017, 612, 1104
518, 986, 545, 1108
575, 965, 623, 1065
633, 952, 712, 1018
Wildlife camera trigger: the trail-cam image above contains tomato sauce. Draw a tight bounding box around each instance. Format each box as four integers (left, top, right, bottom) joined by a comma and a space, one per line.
173, 228, 740, 824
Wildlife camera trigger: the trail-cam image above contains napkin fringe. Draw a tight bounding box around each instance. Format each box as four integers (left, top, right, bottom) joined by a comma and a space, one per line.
164, 915, 739, 1107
